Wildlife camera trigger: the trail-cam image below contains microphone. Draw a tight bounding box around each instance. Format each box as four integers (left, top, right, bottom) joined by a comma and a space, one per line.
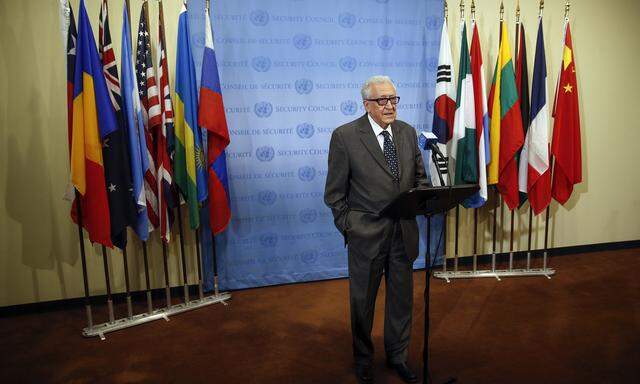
419, 131, 444, 157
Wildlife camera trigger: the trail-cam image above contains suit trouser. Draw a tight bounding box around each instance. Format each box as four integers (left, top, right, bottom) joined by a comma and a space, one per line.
348, 222, 413, 366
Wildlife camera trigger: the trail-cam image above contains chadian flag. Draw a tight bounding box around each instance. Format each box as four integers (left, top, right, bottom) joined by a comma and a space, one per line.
526, 18, 551, 215
515, 22, 531, 207
70, 0, 114, 247
551, 21, 582, 205
98, 0, 137, 249
451, 21, 478, 193
199, 8, 231, 234
469, 20, 490, 207
430, 18, 455, 186
174, 4, 206, 229
121, 3, 150, 240
136, 2, 160, 229
156, 0, 175, 243
487, 21, 525, 210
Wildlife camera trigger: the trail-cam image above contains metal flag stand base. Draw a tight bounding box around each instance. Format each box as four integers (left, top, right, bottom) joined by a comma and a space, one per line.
82, 291, 231, 340
434, 267, 555, 283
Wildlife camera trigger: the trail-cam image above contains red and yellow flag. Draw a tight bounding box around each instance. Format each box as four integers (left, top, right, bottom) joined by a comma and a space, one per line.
551, 22, 582, 205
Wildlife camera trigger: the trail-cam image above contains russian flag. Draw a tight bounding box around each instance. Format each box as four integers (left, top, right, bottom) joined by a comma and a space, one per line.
199, 8, 231, 234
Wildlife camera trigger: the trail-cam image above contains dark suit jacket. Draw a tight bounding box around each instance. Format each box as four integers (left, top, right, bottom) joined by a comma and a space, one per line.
324, 114, 429, 262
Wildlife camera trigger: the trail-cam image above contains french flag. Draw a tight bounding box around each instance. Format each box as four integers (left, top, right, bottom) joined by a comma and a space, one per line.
199, 9, 231, 234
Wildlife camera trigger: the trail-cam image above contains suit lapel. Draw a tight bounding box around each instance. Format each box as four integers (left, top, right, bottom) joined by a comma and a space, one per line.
358, 114, 394, 178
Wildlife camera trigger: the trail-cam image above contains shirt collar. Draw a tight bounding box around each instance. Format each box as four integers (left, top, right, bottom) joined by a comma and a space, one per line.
367, 113, 392, 138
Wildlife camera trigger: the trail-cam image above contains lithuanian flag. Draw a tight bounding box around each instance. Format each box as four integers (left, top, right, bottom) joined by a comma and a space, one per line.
487, 21, 525, 210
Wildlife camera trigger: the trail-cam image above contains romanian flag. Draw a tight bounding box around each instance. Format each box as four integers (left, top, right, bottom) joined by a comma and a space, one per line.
487, 21, 525, 210
174, 5, 204, 229
551, 21, 582, 205
70, 0, 114, 246
199, 9, 231, 235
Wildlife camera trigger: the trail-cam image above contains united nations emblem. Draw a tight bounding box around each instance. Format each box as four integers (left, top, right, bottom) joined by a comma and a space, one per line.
298, 166, 316, 181
338, 13, 356, 28
296, 123, 315, 139
254, 101, 273, 118
257, 190, 277, 206
249, 10, 269, 26
426, 98, 434, 113
255, 146, 275, 162
339, 56, 357, 72
299, 209, 318, 223
251, 56, 271, 72
426, 16, 439, 30
340, 100, 358, 116
259, 233, 278, 247
294, 79, 314, 95
377, 35, 394, 50
301, 250, 319, 265
293, 34, 312, 50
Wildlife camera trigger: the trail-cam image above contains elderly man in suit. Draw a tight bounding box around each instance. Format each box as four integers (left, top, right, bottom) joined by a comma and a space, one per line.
324, 75, 429, 383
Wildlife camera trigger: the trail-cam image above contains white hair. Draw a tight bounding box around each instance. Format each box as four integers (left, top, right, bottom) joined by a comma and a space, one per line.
360, 75, 396, 100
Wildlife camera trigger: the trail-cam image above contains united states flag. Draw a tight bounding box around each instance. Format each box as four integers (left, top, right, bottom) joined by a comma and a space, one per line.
156, 0, 175, 243
136, 2, 160, 229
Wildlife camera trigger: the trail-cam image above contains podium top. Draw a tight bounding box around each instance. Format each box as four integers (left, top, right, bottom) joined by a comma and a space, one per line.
379, 184, 479, 219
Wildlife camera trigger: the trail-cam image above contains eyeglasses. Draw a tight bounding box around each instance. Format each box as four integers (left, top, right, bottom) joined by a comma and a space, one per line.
365, 96, 400, 106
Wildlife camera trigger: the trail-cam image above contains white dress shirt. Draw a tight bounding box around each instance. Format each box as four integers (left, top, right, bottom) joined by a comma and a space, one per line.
367, 113, 393, 152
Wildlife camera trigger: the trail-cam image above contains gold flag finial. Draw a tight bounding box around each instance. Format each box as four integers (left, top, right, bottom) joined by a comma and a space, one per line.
499, 1, 504, 22
564, 0, 571, 20
445, 0, 448, 22
539, 0, 544, 17
460, 0, 465, 20
516, 1, 520, 23
471, 0, 476, 20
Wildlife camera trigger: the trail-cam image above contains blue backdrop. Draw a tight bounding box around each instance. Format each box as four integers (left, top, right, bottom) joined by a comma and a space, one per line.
187, 0, 446, 290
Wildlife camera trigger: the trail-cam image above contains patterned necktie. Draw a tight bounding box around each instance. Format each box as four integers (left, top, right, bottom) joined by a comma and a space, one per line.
381, 130, 399, 182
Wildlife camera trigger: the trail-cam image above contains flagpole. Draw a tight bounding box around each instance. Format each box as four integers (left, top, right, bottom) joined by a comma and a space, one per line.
211, 233, 220, 296
423, 215, 431, 383
162, 241, 172, 308
508, 210, 514, 271
122, 247, 133, 318
142, 241, 155, 312
526, 206, 533, 270
101, 245, 115, 323
473, 207, 478, 272
74, 191, 94, 329
491, 187, 498, 274
470, 0, 479, 274
176, 204, 190, 303
195, 227, 204, 300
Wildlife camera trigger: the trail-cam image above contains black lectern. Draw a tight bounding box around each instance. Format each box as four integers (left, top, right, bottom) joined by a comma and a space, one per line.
380, 184, 479, 384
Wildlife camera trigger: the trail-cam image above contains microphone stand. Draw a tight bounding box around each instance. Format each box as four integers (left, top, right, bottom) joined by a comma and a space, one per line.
423, 142, 457, 384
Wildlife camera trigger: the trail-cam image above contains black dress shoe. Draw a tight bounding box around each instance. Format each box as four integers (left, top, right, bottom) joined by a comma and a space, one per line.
386, 361, 419, 383
355, 364, 374, 384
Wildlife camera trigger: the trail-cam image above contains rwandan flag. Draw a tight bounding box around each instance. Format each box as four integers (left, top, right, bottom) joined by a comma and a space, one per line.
70, 0, 114, 247
469, 20, 490, 207
487, 21, 525, 210
199, 8, 231, 235
174, 4, 207, 229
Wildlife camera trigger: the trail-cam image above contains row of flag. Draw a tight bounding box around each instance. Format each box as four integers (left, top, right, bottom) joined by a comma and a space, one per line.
65, 0, 231, 249
431, 14, 582, 215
